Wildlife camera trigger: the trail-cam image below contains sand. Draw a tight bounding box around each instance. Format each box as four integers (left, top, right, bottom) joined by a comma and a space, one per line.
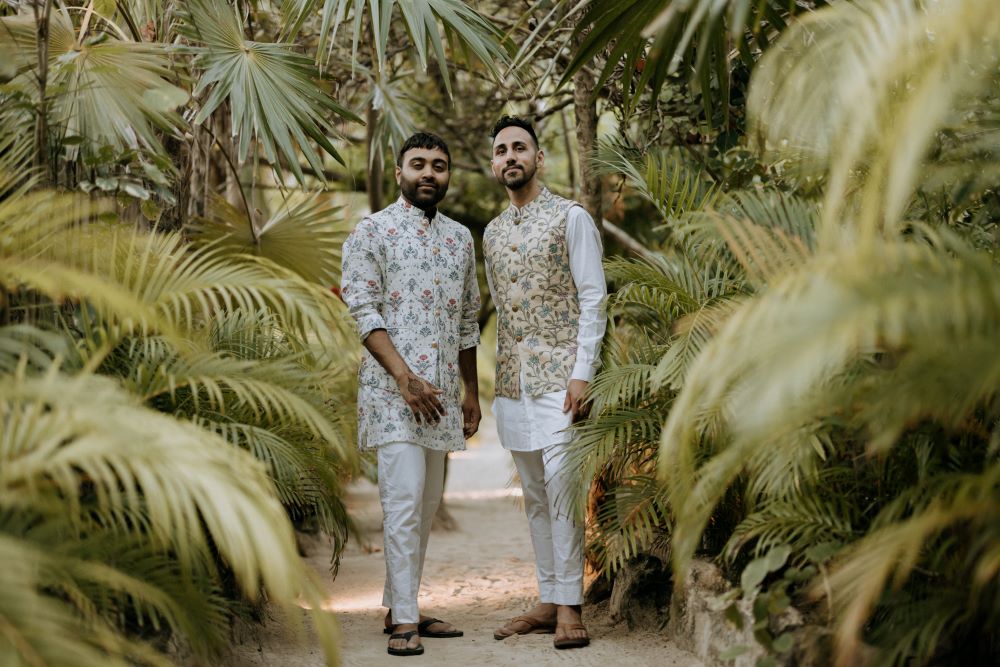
220, 415, 702, 667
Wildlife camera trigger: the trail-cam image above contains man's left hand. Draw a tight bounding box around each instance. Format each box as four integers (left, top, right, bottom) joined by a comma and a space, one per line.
562, 379, 591, 422
462, 395, 481, 438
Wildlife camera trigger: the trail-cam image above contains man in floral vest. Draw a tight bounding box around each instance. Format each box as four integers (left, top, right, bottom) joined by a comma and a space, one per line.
341, 132, 481, 657
484, 116, 607, 649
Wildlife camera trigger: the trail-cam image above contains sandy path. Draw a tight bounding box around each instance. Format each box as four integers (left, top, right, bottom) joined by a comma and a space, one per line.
223, 415, 702, 667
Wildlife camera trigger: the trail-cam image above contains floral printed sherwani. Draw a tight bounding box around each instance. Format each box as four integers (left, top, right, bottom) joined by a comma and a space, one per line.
341, 197, 480, 451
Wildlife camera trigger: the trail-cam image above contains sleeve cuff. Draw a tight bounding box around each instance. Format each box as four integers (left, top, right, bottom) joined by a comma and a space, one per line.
356, 313, 387, 340
570, 360, 597, 383
459, 329, 481, 350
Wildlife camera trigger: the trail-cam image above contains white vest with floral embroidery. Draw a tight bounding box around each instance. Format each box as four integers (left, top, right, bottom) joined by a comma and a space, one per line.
484, 187, 581, 399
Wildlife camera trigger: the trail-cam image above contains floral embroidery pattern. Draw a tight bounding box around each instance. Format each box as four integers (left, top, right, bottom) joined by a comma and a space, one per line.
483, 187, 580, 399
342, 198, 480, 451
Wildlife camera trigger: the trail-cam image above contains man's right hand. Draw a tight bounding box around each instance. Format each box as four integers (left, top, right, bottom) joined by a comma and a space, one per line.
397, 371, 446, 424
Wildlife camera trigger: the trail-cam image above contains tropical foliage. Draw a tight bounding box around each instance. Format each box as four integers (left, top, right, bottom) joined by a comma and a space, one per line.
0, 0, 511, 664
571, 0, 999, 665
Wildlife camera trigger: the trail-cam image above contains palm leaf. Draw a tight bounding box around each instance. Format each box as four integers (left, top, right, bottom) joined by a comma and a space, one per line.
2, 9, 187, 160
179, 0, 359, 185
747, 0, 1000, 239
189, 194, 351, 286
0, 369, 340, 664
316, 0, 508, 95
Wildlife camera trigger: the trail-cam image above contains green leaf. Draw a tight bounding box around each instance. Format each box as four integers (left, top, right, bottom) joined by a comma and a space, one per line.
179, 0, 359, 184
719, 644, 751, 660
772, 632, 795, 654
741, 544, 790, 593
723, 603, 745, 630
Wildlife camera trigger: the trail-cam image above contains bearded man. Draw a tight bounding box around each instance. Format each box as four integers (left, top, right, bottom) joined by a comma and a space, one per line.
483, 116, 607, 650
341, 132, 481, 657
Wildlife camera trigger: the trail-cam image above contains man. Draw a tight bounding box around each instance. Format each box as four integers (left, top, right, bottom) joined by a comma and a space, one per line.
341, 132, 481, 657
483, 116, 607, 650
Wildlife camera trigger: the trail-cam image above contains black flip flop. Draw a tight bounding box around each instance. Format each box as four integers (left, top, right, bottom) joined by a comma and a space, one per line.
383, 618, 464, 638
387, 630, 424, 656
418, 617, 464, 638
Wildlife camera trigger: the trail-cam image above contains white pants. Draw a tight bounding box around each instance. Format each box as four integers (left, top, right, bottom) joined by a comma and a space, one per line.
511, 442, 584, 605
378, 442, 447, 624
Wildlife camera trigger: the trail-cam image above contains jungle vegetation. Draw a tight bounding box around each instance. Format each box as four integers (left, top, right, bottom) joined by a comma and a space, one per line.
1, 1, 997, 666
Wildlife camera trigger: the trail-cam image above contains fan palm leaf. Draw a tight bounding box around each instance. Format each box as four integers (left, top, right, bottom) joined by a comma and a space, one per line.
189, 193, 351, 286
178, 0, 359, 185
313, 0, 508, 95
1, 9, 187, 160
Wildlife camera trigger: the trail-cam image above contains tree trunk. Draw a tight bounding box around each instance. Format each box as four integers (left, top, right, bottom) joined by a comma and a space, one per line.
366, 103, 383, 213
32, 0, 54, 180
572, 58, 602, 234
188, 124, 209, 222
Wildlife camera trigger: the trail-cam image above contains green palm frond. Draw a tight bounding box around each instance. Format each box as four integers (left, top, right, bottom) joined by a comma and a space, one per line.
592, 139, 719, 223
179, 0, 359, 185
368, 73, 420, 163
589, 475, 671, 573
660, 234, 1000, 568
679, 189, 819, 286
62, 225, 342, 345
558, 0, 827, 118
190, 194, 350, 286
748, 0, 1000, 238
0, 535, 171, 667
725, 494, 855, 563
0, 369, 340, 664
0, 324, 72, 374
2, 10, 187, 160
315, 0, 508, 95
586, 362, 656, 416
819, 464, 999, 665
605, 255, 700, 318
116, 343, 348, 454
650, 298, 735, 391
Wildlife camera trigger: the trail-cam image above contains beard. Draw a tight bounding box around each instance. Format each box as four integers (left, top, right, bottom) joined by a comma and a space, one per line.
497, 161, 536, 191
400, 177, 448, 210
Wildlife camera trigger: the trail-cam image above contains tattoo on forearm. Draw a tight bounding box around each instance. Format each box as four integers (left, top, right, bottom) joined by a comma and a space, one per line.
407, 376, 422, 395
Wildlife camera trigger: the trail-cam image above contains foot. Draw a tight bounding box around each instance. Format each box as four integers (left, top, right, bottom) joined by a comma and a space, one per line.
494, 602, 557, 639
384, 612, 460, 635
387, 623, 422, 654
553, 605, 589, 649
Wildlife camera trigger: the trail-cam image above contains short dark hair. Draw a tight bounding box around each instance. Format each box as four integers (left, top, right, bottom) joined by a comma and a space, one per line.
490, 115, 539, 148
397, 132, 451, 168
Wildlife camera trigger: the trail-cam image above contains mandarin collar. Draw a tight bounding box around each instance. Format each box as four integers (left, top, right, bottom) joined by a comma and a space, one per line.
397, 196, 437, 224
508, 186, 552, 219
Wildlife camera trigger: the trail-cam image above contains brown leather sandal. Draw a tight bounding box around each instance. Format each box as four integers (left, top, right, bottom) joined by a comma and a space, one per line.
493, 615, 557, 640
553, 623, 590, 649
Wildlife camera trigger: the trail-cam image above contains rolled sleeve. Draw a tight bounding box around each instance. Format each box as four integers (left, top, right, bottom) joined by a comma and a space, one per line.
566, 207, 608, 382
459, 232, 481, 350
341, 219, 387, 340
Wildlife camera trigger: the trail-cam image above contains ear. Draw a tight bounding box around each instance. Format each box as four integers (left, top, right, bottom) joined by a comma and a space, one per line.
395, 165, 401, 184
536, 149, 545, 169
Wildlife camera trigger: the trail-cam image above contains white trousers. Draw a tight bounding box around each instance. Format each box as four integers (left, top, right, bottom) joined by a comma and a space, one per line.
378, 442, 446, 624
511, 442, 584, 605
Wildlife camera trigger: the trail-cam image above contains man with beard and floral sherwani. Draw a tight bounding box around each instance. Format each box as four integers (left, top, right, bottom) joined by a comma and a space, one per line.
341, 132, 481, 658
484, 115, 607, 650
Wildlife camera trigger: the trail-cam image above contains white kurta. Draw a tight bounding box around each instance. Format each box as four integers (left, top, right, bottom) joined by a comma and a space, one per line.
490, 205, 607, 451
